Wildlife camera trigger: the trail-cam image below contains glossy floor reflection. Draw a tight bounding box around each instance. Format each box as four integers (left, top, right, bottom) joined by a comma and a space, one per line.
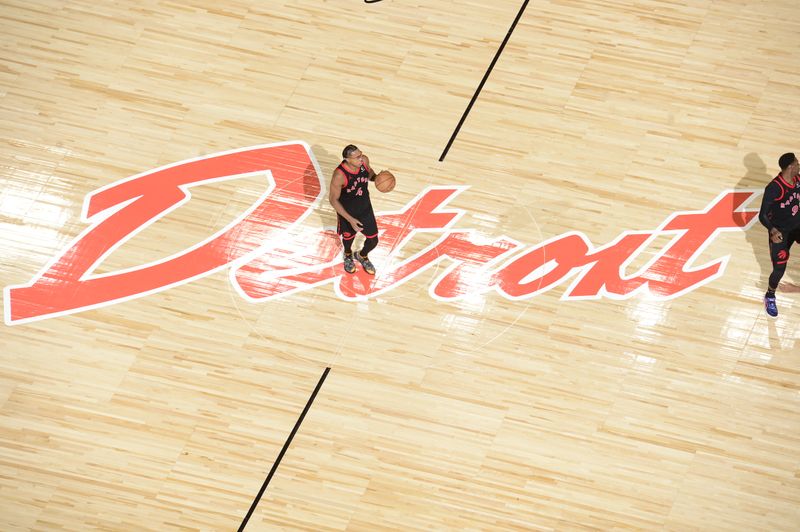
1, 1, 799, 530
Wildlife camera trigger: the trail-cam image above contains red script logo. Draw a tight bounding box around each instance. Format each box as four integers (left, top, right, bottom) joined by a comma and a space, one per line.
4, 141, 760, 324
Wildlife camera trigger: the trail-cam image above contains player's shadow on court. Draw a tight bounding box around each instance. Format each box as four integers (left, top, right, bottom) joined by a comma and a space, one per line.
736, 152, 771, 288
307, 144, 338, 229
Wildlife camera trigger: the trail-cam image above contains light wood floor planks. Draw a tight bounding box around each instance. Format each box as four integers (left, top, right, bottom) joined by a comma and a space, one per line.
1, 0, 799, 529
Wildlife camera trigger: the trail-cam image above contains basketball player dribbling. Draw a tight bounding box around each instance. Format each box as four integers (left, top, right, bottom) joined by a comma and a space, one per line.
759, 152, 800, 317
329, 144, 380, 275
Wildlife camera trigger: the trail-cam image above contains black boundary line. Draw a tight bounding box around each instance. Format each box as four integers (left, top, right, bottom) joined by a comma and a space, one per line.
238, 366, 331, 531
439, 0, 530, 162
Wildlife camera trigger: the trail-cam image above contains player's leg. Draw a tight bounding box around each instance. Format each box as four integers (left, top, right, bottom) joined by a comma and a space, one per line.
764, 233, 789, 317
337, 215, 357, 274
354, 208, 378, 275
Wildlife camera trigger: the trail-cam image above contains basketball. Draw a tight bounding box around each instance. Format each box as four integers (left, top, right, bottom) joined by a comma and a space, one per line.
375, 170, 396, 193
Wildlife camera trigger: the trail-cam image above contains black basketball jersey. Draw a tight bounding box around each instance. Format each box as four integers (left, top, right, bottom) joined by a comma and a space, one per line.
759, 173, 800, 232
337, 161, 371, 211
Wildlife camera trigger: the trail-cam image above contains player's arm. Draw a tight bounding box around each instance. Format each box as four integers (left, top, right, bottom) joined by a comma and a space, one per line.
759, 182, 783, 242
329, 169, 363, 229
363, 154, 378, 181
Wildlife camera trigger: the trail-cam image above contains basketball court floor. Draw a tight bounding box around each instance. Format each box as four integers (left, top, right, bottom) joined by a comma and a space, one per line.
2, 0, 799, 529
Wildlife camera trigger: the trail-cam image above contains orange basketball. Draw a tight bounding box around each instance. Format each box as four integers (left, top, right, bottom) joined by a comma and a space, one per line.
375, 170, 396, 193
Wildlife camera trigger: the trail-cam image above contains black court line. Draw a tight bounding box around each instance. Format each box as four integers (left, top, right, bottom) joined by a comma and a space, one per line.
439, 0, 530, 162
238, 366, 331, 531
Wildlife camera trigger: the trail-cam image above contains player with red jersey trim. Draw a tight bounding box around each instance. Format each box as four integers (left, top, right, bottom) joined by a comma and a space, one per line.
329, 144, 381, 274
759, 152, 800, 317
